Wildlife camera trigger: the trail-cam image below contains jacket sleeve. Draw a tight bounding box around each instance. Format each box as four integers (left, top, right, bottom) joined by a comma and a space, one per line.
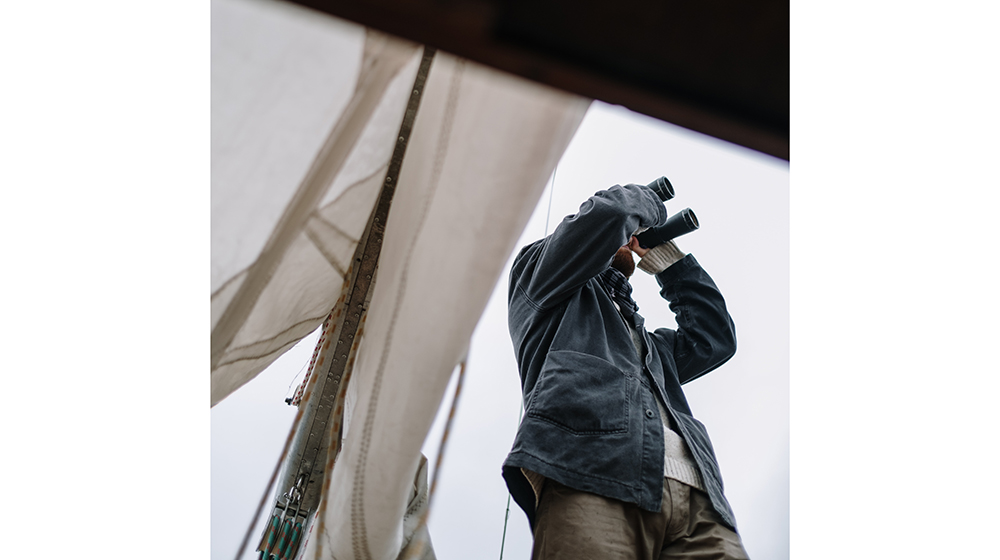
512, 183, 666, 312
649, 255, 737, 384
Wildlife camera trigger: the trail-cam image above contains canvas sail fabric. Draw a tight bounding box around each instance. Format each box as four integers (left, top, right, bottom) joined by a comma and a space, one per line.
212, 0, 425, 404
212, 0, 588, 558
295, 51, 587, 560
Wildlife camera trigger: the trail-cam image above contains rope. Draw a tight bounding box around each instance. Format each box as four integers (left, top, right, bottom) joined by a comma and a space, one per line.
398, 357, 470, 560
499, 164, 558, 560
289, 313, 332, 406
430, 358, 467, 500
233, 360, 324, 560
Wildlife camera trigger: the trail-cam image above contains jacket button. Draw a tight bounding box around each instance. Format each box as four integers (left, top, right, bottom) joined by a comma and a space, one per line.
645, 409, 655, 419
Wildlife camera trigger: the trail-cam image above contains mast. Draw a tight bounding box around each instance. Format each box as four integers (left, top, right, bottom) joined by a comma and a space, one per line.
251, 47, 437, 560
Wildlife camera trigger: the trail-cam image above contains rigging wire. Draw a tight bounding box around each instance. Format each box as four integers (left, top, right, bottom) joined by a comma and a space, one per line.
398, 357, 469, 560
497, 402, 524, 560
543, 163, 558, 237
499, 163, 558, 560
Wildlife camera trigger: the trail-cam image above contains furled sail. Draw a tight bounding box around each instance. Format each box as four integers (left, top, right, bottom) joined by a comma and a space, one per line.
211, 0, 589, 558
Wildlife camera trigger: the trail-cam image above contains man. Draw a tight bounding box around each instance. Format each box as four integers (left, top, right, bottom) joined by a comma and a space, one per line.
503, 182, 749, 559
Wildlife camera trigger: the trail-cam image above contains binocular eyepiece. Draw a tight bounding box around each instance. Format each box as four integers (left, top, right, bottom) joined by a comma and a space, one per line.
646, 176, 675, 202
634, 174, 699, 249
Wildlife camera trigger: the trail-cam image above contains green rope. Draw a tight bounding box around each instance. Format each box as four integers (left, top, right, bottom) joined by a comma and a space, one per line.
258, 514, 280, 559
281, 522, 302, 560
276, 518, 293, 559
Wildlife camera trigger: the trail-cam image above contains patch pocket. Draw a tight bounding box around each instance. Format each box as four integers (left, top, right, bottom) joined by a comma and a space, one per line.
527, 350, 632, 435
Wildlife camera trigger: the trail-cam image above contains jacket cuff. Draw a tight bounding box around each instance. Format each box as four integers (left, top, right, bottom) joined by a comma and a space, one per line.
655, 253, 700, 285
637, 240, 687, 274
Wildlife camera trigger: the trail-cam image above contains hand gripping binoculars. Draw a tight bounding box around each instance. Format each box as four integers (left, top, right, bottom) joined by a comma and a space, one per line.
636, 176, 700, 249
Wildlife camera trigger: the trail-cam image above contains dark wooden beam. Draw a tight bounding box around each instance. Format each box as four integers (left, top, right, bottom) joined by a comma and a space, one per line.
285, 0, 788, 160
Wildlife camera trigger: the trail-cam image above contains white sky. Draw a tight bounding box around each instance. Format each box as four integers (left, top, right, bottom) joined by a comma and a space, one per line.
3, 2, 999, 560
211, 100, 790, 560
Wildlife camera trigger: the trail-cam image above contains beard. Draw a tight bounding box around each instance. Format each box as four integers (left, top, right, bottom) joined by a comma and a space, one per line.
610, 246, 635, 278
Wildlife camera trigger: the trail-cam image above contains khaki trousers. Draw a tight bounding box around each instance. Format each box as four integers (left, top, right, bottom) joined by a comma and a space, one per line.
531, 479, 750, 560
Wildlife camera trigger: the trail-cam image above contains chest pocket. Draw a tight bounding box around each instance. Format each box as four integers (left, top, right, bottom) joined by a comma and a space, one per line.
527, 350, 634, 435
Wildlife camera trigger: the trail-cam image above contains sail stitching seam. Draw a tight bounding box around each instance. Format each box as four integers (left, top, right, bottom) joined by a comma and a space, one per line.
210, 163, 387, 301
210, 38, 411, 371
351, 54, 462, 560
304, 223, 349, 278
215, 314, 329, 364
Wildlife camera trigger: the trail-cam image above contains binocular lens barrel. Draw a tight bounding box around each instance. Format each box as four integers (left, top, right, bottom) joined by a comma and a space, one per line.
646, 176, 675, 202
635, 208, 699, 249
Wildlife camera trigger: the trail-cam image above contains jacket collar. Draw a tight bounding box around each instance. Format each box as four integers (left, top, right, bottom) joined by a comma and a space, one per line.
598, 268, 638, 318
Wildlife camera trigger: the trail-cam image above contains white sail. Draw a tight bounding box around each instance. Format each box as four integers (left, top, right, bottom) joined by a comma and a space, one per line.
211, 1, 588, 558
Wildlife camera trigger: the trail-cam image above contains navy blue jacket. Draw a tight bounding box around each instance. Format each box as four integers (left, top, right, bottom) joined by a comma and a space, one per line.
502, 183, 739, 529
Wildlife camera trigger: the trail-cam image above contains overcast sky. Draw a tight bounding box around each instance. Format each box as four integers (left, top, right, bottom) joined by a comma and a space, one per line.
211, 100, 790, 560
4, 3, 999, 559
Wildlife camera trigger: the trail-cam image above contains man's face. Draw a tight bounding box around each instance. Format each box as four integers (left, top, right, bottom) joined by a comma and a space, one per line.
610, 245, 636, 278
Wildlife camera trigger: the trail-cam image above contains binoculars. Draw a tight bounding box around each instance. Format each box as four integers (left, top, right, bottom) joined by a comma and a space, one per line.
636, 176, 700, 249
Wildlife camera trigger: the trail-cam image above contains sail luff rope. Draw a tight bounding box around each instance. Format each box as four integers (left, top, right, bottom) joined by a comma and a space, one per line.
499, 163, 558, 560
